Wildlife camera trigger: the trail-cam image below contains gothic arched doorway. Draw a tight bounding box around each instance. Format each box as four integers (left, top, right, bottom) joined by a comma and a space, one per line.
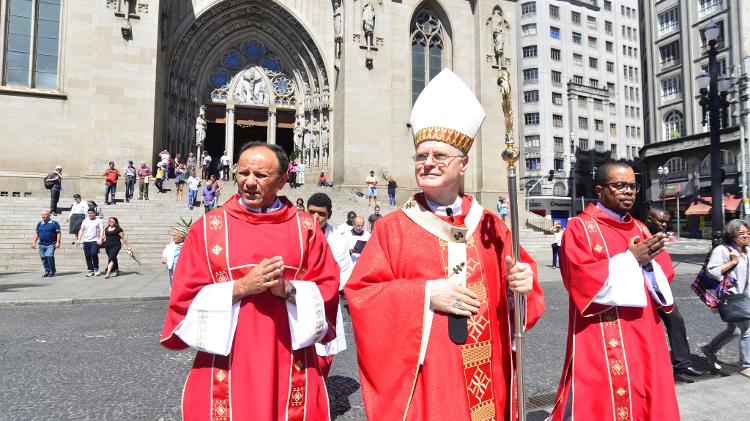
164, 0, 332, 176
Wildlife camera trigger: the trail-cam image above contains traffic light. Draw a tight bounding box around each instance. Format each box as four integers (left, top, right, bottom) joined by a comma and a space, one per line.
547, 170, 555, 181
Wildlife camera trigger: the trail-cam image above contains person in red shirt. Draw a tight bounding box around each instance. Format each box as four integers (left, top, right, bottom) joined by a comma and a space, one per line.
103, 162, 121, 205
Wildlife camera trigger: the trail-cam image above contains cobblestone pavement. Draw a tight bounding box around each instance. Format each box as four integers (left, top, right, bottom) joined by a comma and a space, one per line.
0, 269, 737, 420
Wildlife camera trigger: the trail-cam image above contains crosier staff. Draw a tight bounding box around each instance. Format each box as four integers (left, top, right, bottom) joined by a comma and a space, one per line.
499, 68, 527, 420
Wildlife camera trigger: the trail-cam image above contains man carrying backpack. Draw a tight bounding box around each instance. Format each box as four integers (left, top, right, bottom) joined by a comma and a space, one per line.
45, 165, 63, 215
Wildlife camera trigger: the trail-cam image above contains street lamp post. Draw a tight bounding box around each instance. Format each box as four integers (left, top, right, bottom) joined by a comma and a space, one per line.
696, 23, 732, 246
657, 166, 670, 211
570, 152, 577, 217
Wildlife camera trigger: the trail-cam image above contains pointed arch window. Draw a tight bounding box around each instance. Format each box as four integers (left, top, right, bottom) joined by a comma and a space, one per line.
411, 8, 446, 104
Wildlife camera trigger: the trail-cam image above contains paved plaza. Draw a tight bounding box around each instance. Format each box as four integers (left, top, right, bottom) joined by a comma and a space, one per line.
0, 251, 749, 420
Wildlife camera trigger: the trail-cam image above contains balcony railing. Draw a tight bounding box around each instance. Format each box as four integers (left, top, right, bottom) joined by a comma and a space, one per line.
698, 0, 723, 18
658, 23, 679, 37
661, 92, 683, 103
699, 163, 737, 177
660, 58, 681, 70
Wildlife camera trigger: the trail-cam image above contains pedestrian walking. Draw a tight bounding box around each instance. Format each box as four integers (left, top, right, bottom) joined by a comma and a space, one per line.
124, 160, 136, 202
201, 178, 218, 213
186, 152, 196, 175
187, 171, 200, 210
701, 219, 750, 378
387, 176, 398, 206
497, 196, 510, 223
646, 208, 707, 379
155, 164, 165, 193
297, 162, 306, 185
367, 205, 381, 232
365, 170, 378, 206
87, 200, 104, 219
103, 161, 121, 205
550, 222, 563, 268
201, 151, 212, 180
45, 165, 63, 215
219, 150, 231, 181
288, 161, 298, 188
32, 210, 61, 277
137, 161, 151, 200
174, 163, 187, 202
76, 209, 103, 277
102, 217, 132, 278
66, 194, 87, 240
161, 219, 191, 287
210, 174, 222, 208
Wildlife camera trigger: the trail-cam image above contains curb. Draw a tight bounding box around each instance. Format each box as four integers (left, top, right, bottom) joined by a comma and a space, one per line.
0, 295, 169, 307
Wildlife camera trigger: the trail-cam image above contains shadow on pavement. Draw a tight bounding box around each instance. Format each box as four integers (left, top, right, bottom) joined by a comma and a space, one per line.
529, 409, 551, 420
326, 375, 361, 419
0, 272, 27, 278
0, 283, 44, 293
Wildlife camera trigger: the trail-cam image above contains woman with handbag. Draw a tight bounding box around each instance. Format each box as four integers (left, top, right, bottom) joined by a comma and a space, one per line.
701, 219, 750, 377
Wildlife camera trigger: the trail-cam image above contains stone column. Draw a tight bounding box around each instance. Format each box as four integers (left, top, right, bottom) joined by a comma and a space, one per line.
225, 102, 236, 159
267, 106, 277, 145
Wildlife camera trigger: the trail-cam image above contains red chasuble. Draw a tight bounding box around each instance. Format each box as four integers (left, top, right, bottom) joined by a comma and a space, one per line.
344, 194, 544, 421
549, 204, 679, 421
160, 195, 340, 421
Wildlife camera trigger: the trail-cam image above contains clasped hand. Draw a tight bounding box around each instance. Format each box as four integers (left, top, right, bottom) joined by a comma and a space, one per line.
628, 233, 666, 265
428, 256, 533, 316
232, 256, 290, 302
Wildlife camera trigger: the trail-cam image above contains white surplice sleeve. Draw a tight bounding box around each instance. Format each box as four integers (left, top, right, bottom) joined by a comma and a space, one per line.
644, 260, 674, 306
592, 250, 648, 308
418, 281, 436, 365
286, 280, 329, 350
174, 281, 240, 356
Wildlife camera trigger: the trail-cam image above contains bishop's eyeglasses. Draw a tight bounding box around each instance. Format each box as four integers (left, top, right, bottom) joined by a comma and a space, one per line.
412, 152, 464, 166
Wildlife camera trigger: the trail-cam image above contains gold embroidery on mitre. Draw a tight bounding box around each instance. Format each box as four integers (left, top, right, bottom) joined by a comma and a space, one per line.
617, 407, 629, 420
608, 338, 619, 348
215, 369, 226, 382
610, 359, 624, 375
414, 126, 474, 154
616, 387, 627, 397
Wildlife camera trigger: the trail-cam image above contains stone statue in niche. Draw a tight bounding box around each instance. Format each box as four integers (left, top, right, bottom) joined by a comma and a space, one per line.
362, 1, 375, 49
488, 7, 509, 69
333, 1, 343, 59
195, 106, 207, 147
320, 116, 330, 159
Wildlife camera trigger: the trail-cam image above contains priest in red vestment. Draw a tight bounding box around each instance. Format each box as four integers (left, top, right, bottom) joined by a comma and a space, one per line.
344, 69, 545, 421
160, 142, 340, 421
549, 162, 680, 421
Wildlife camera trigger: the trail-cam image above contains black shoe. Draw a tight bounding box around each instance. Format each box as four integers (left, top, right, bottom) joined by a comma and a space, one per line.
674, 373, 695, 383
680, 366, 709, 376
49, 273, 55, 277
42, 272, 50, 278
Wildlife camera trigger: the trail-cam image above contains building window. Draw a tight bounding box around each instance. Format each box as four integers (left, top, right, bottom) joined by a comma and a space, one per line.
573, 74, 583, 84
551, 70, 562, 85
549, 4, 559, 19
604, 1, 612, 11
606, 61, 614, 72
522, 23, 537, 36
700, 20, 725, 50
578, 117, 589, 129
605, 21, 613, 35
660, 76, 682, 102
588, 36, 598, 48
525, 135, 541, 148
553, 181, 566, 195
589, 79, 599, 88
554, 160, 565, 173
573, 53, 583, 65
411, 7, 446, 104
609, 103, 616, 114
553, 114, 563, 127
578, 95, 587, 108
587, 16, 597, 30
526, 180, 542, 194
551, 48, 561, 61
607, 82, 615, 93
3, 0, 62, 89
525, 158, 541, 171
571, 11, 581, 25
554, 136, 564, 149
579, 138, 589, 150
523, 45, 538, 58
550, 26, 560, 39
594, 99, 603, 110
606, 41, 613, 52
523, 68, 539, 83
698, 0, 724, 17
595, 120, 604, 132
525, 113, 540, 125
572, 32, 582, 44
659, 41, 680, 68
665, 157, 687, 174
521, 2, 536, 16
595, 140, 605, 152
610, 123, 617, 135
664, 110, 684, 140
524, 90, 539, 103
552, 92, 562, 105
589, 57, 598, 69
701, 57, 728, 75
658, 7, 679, 36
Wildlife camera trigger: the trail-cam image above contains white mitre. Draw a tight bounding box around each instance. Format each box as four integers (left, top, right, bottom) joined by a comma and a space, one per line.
409, 69, 486, 154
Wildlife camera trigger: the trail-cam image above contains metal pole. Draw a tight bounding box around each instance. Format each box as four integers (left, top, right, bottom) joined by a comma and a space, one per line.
708, 41, 724, 246
677, 194, 681, 239
499, 69, 526, 420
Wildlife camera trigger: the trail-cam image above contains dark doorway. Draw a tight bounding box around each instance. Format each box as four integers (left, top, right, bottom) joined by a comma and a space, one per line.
234, 126, 267, 161
275, 110, 296, 156
205, 122, 225, 177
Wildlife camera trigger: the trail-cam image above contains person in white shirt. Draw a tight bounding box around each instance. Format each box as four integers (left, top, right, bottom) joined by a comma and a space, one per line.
186, 172, 201, 210
343, 216, 371, 265
297, 162, 306, 185
162, 224, 189, 287
76, 209, 103, 277
306, 192, 352, 378
201, 152, 212, 180
336, 211, 357, 235
365, 170, 378, 206
550, 222, 564, 269
219, 150, 231, 181
66, 194, 88, 239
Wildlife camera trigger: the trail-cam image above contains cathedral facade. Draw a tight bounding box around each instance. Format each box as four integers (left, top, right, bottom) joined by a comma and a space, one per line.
0, 0, 518, 203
